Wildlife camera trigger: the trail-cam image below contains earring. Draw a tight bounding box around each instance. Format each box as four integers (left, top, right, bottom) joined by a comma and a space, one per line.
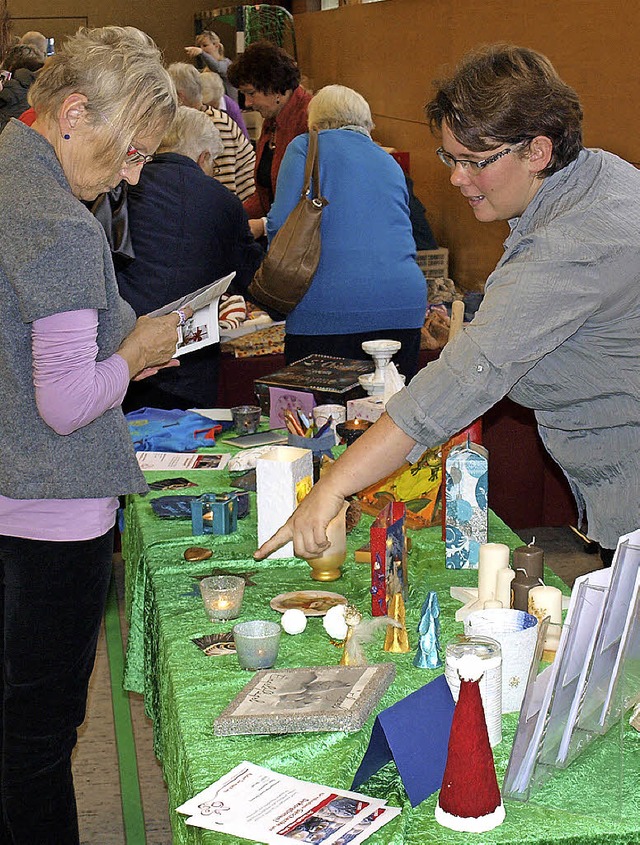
63, 133, 70, 140
276, 96, 280, 105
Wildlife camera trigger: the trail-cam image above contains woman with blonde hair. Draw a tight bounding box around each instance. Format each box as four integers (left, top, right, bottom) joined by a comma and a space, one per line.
0, 26, 182, 843
185, 29, 237, 101
266, 84, 426, 378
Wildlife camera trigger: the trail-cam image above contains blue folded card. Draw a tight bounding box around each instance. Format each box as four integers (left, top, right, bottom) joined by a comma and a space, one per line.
351, 673, 455, 807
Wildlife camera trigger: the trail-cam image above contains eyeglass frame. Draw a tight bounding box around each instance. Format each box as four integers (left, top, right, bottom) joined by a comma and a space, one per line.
126, 144, 154, 166
435, 145, 523, 172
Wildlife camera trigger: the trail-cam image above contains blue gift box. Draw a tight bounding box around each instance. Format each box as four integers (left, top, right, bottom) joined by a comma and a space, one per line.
190, 493, 239, 536
445, 441, 488, 569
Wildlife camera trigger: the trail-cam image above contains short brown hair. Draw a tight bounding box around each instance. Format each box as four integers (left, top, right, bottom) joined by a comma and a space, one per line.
228, 41, 299, 95
426, 44, 583, 177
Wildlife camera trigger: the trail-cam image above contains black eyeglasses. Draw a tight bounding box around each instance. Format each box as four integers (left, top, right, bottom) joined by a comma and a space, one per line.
436, 146, 514, 172
126, 144, 154, 166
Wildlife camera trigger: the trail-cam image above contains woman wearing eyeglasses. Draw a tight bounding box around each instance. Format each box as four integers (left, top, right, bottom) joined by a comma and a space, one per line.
0, 27, 182, 843
256, 44, 640, 569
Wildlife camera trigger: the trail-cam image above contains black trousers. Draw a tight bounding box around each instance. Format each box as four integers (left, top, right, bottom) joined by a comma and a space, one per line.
285, 327, 422, 383
0, 529, 113, 844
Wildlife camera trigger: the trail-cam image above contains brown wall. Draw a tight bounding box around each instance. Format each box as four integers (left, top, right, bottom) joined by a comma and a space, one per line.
292, 0, 640, 290
7, 0, 637, 289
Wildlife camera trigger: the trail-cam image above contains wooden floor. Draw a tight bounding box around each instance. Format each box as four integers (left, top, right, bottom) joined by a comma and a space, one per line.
73, 526, 604, 844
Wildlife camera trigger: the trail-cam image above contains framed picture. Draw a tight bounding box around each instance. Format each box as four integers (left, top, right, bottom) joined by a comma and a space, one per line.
214, 664, 396, 736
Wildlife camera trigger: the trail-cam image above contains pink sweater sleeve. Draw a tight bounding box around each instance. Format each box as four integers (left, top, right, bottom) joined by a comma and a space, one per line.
32, 309, 130, 435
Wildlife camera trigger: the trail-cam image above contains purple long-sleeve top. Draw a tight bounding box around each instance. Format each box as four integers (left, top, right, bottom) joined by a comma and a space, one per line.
0, 309, 130, 541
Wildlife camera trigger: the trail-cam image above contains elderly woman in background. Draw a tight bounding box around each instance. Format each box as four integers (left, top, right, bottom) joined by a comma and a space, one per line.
228, 41, 311, 232
0, 26, 182, 843
256, 45, 640, 568
185, 29, 237, 102
267, 85, 426, 379
200, 68, 249, 140
168, 61, 255, 201
0, 43, 45, 131
117, 106, 264, 412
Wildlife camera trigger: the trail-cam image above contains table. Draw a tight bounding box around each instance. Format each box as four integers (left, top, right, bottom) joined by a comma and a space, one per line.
121, 447, 640, 845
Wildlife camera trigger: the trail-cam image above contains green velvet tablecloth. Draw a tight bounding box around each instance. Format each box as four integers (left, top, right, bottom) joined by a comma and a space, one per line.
121, 450, 640, 845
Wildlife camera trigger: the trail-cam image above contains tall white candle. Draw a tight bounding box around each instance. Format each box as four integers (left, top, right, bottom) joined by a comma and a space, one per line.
477, 543, 510, 603
528, 584, 563, 651
496, 568, 516, 608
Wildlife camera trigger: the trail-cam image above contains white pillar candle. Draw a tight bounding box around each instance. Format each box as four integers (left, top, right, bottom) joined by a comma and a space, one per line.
496, 568, 516, 608
528, 584, 563, 651
477, 543, 510, 603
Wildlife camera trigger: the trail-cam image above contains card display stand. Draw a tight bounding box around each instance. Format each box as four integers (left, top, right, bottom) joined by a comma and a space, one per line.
503, 530, 640, 820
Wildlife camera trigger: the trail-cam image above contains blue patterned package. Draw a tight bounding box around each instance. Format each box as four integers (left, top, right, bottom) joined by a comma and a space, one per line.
445, 441, 488, 569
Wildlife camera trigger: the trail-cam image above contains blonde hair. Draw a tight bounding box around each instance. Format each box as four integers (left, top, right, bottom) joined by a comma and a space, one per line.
158, 105, 223, 161
308, 85, 373, 132
167, 62, 202, 109
199, 71, 224, 106
29, 26, 176, 171
196, 31, 224, 58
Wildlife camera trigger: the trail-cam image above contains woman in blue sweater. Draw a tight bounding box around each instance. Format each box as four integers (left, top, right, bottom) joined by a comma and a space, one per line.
267, 85, 427, 379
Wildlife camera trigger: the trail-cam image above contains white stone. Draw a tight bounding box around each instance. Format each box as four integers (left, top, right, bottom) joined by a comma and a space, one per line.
281, 609, 307, 635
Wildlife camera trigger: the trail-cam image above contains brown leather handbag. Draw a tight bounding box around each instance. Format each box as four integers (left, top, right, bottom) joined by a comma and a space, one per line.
248, 128, 328, 314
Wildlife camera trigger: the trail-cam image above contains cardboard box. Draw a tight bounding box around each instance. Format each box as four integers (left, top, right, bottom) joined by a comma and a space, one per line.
416, 247, 449, 280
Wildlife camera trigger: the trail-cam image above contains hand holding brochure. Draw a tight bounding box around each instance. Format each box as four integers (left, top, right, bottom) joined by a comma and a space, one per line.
147, 272, 235, 357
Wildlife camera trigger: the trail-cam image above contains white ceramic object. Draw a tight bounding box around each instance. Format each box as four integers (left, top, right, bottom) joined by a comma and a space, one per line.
323, 604, 348, 640
256, 446, 313, 559
358, 373, 385, 396
281, 608, 308, 635
361, 339, 402, 388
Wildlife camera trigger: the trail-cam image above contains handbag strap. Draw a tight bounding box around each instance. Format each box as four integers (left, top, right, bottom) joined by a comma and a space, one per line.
301, 128, 322, 201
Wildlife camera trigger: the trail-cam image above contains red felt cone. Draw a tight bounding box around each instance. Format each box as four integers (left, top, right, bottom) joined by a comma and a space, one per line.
435, 661, 505, 832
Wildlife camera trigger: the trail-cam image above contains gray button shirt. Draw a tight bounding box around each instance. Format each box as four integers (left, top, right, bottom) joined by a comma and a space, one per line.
387, 148, 640, 548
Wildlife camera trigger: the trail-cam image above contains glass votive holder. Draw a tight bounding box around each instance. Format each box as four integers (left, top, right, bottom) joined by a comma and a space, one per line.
335, 418, 372, 447
199, 575, 245, 622
233, 620, 281, 670
230, 404, 262, 435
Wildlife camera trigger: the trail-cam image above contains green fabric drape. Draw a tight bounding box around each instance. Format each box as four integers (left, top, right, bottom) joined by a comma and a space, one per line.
121, 444, 640, 845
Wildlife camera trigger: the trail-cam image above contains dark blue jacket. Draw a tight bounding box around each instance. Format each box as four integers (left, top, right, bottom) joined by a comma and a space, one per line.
116, 152, 263, 405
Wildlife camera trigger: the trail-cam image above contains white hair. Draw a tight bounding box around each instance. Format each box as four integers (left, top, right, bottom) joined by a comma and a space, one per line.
199, 71, 224, 106
167, 62, 202, 109
308, 85, 374, 132
158, 105, 224, 162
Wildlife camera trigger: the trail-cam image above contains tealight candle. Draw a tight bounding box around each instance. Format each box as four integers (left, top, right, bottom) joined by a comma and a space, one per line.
199, 575, 245, 621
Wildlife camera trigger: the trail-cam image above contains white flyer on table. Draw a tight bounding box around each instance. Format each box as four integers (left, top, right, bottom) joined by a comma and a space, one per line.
136, 451, 230, 472
176, 761, 395, 845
